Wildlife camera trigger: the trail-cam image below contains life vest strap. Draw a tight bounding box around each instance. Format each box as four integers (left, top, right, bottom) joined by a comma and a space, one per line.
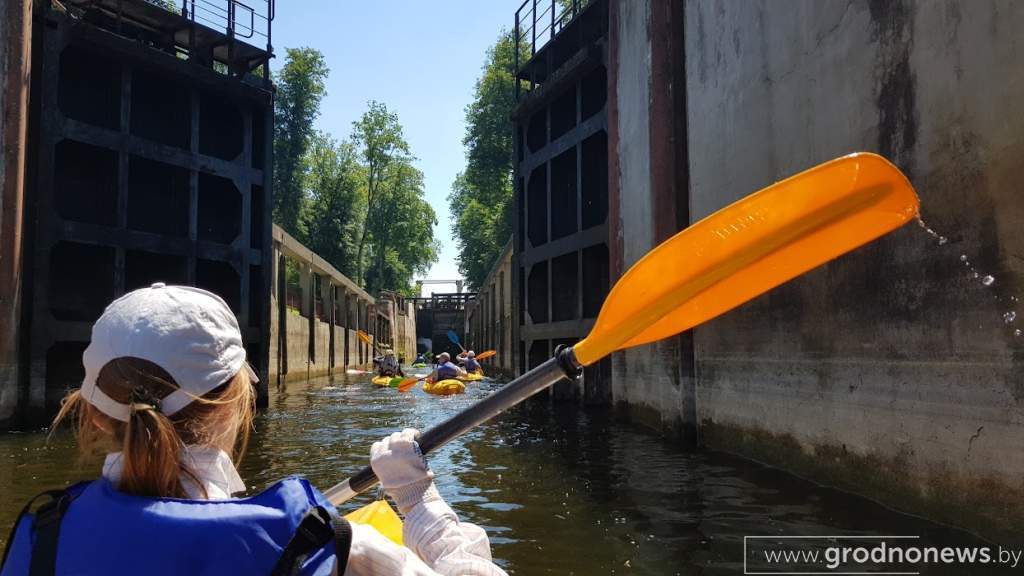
0, 487, 75, 576
29, 489, 73, 576
270, 505, 352, 576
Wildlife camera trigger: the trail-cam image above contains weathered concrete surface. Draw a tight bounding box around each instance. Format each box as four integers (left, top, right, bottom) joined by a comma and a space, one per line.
268, 306, 368, 384
0, 0, 31, 426
270, 225, 379, 385
609, 0, 692, 435
376, 294, 417, 364
465, 240, 514, 377
680, 0, 1024, 541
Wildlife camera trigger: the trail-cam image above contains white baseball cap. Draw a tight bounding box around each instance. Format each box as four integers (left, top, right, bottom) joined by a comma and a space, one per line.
80, 283, 258, 422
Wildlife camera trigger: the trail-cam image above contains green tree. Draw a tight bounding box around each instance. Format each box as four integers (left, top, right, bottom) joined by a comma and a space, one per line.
351, 101, 410, 287
449, 31, 518, 289
364, 161, 439, 296
301, 133, 362, 279
273, 48, 329, 237
146, 0, 178, 11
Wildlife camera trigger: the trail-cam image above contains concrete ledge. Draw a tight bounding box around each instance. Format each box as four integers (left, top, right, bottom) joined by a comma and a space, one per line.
703, 420, 1023, 545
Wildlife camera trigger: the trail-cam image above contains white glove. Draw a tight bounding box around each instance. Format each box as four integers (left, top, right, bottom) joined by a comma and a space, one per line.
370, 428, 440, 513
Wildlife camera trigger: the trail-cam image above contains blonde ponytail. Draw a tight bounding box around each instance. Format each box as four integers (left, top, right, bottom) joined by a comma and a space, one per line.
52, 357, 255, 499
121, 400, 192, 498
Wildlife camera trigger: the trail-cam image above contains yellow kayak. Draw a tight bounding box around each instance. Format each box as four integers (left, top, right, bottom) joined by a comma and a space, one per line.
423, 379, 466, 396
458, 371, 484, 382
344, 499, 403, 545
371, 375, 400, 387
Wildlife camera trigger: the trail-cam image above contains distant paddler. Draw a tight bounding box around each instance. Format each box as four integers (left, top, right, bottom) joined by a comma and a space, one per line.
456, 350, 482, 375
374, 346, 404, 379
427, 352, 466, 382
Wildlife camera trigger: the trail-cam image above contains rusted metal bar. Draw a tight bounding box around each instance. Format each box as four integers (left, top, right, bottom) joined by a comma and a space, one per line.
0, 0, 32, 427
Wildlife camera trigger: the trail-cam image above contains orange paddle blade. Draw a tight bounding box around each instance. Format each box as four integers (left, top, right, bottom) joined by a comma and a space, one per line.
397, 376, 423, 393
573, 153, 919, 366
475, 350, 496, 361
356, 330, 372, 345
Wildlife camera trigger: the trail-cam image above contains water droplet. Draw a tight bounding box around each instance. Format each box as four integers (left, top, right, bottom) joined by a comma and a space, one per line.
1015, 329, 1022, 337
938, 236, 948, 245
1004, 312, 1016, 324
972, 272, 979, 279
982, 275, 995, 286
960, 254, 968, 262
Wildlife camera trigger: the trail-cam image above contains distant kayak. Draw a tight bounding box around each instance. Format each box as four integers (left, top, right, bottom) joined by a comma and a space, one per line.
371, 375, 401, 387
411, 363, 427, 368
423, 379, 465, 396
458, 371, 484, 382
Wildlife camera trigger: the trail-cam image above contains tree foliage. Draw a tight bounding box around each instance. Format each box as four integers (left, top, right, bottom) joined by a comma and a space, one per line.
270, 56, 437, 295
449, 31, 518, 289
301, 133, 362, 279
364, 162, 439, 296
350, 101, 411, 288
273, 48, 329, 237
351, 103, 438, 296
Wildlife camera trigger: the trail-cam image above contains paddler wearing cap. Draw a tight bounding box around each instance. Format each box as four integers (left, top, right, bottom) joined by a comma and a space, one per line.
427, 352, 466, 383
374, 346, 404, 379
456, 351, 481, 374
0, 284, 506, 576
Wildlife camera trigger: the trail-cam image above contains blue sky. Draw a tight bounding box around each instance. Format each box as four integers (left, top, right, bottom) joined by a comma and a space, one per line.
270, 2, 514, 295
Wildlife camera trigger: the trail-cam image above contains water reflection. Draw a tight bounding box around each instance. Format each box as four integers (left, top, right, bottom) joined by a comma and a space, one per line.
0, 373, 1003, 574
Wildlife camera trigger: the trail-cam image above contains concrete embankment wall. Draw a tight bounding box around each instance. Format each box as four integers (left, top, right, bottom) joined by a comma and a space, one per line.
604, 0, 1024, 541
465, 240, 515, 378
378, 296, 417, 364
270, 225, 404, 385
268, 310, 366, 382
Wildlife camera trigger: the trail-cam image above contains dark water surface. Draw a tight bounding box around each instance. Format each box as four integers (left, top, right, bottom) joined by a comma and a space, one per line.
0, 373, 1008, 574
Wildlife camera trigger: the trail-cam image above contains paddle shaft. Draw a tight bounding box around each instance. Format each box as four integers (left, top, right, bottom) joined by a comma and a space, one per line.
324, 348, 582, 505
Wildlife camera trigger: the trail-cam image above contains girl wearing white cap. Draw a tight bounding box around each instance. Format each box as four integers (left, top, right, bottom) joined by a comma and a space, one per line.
1, 284, 506, 576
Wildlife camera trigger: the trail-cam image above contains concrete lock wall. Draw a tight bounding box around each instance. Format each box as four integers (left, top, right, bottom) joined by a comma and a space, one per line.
394, 299, 417, 364
466, 240, 515, 377
605, 0, 1024, 542
269, 225, 382, 385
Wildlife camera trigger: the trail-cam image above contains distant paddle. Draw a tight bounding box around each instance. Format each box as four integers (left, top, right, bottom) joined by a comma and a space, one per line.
396, 374, 428, 392
446, 330, 466, 352
357, 330, 383, 353
324, 153, 919, 505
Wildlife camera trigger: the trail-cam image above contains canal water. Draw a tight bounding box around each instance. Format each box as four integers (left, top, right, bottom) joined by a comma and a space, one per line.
0, 373, 1006, 574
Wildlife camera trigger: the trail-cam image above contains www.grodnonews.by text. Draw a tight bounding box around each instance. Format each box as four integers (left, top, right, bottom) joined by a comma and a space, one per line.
746, 537, 1022, 573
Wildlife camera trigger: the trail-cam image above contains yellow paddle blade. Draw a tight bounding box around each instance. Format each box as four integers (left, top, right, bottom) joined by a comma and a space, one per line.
475, 350, 496, 361
573, 152, 918, 366
344, 499, 403, 545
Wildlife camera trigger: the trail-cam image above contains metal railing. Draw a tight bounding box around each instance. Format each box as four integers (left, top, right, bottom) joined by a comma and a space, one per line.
181, 0, 271, 43
514, 0, 589, 97
180, 0, 273, 78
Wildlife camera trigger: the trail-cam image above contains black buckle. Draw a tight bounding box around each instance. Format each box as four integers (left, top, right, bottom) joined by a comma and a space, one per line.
554, 345, 583, 381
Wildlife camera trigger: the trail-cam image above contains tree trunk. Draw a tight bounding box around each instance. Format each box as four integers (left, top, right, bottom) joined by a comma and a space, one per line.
355, 163, 377, 286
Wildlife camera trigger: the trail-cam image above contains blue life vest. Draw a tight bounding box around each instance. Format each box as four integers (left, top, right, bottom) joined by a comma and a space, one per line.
465, 358, 480, 372
436, 361, 460, 379
1, 476, 338, 576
